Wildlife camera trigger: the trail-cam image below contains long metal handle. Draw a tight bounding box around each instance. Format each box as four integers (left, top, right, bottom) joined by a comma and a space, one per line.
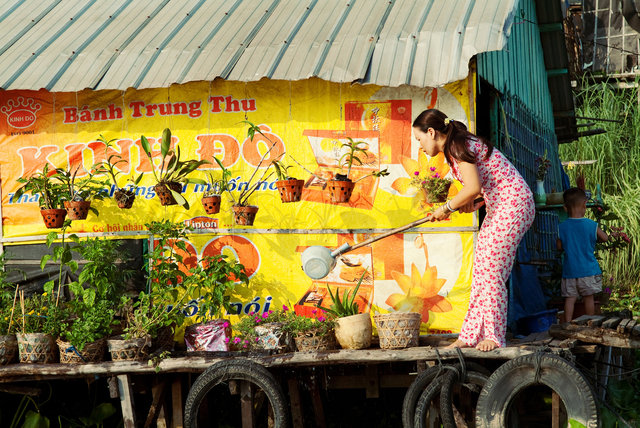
343, 197, 484, 254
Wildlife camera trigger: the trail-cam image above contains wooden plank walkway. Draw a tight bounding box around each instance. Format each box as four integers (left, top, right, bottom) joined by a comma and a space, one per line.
549, 314, 640, 348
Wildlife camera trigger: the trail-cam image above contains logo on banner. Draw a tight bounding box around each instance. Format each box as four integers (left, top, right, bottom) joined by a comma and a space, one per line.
1, 97, 41, 129
184, 216, 218, 230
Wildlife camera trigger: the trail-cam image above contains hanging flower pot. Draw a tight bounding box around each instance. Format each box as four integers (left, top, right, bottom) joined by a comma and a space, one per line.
155, 182, 182, 206
0, 334, 18, 365
327, 179, 355, 203
64, 200, 92, 220
114, 189, 136, 209
275, 179, 304, 203
16, 333, 57, 363
40, 209, 67, 229
422, 180, 452, 204
232, 205, 259, 226
201, 195, 222, 215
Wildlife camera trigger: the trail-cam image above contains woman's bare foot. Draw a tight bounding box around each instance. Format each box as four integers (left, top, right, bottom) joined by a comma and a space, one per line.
445, 339, 470, 349
475, 340, 499, 352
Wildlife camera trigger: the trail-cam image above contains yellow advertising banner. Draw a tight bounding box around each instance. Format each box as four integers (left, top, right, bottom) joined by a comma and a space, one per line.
0, 76, 476, 333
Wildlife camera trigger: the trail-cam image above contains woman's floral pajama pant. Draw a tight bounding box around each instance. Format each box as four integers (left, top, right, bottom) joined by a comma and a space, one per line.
458, 199, 535, 347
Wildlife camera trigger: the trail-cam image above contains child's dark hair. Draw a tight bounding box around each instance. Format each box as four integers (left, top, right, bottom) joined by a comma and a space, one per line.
563, 187, 587, 208
412, 109, 493, 165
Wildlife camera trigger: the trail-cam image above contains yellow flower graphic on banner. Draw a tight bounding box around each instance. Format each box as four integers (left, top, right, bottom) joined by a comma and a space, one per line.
391, 152, 458, 210
387, 263, 452, 323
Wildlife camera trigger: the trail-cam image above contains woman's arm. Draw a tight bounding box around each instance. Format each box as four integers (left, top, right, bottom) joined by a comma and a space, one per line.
429, 161, 482, 221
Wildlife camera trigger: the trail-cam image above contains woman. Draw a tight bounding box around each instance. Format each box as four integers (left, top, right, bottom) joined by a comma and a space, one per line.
412, 109, 535, 351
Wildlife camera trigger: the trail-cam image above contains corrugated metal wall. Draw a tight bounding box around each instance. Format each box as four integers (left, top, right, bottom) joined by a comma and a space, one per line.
477, 0, 561, 263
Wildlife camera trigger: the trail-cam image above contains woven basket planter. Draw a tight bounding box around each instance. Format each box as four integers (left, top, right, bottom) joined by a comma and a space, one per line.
16, 333, 57, 363
57, 338, 106, 364
254, 322, 293, 353
373, 312, 421, 349
294, 329, 336, 352
0, 334, 18, 365
107, 336, 150, 362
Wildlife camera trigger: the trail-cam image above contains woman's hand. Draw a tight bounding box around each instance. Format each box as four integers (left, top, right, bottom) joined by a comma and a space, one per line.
458, 197, 485, 213
429, 205, 451, 222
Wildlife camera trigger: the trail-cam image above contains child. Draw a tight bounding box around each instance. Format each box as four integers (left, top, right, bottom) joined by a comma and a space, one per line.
413, 109, 535, 351
556, 187, 608, 322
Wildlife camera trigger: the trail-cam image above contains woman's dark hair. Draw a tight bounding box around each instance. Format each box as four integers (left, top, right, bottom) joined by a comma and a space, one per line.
412, 109, 493, 164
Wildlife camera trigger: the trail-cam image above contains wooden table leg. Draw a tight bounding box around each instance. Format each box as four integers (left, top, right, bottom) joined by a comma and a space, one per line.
171, 377, 184, 428
288, 378, 304, 428
240, 380, 254, 428
117, 374, 136, 428
145, 381, 167, 428
551, 391, 560, 428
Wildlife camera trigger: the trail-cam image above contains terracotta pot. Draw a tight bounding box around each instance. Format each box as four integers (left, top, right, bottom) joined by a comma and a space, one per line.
201, 195, 221, 214
334, 313, 372, 350
115, 189, 135, 209
275, 179, 304, 203
327, 180, 355, 203
64, 200, 91, 220
232, 205, 259, 226
40, 208, 67, 228
155, 182, 182, 206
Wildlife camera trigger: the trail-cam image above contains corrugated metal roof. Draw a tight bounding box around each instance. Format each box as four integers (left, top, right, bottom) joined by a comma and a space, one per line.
0, 0, 518, 92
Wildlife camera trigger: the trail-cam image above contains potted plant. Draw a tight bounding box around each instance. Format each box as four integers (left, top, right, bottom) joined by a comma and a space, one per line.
201, 156, 231, 215
14, 164, 67, 228
231, 306, 294, 352
15, 291, 63, 363
327, 138, 389, 203
57, 237, 131, 363
140, 128, 208, 209
54, 164, 107, 220
318, 273, 371, 349
0, 253, 20, 365
93, 135, 143, 209
226, 121, 278, 226
183, 254, 249, 351
272, 156, 304, 203
534, 151, 551, 206
410, 167, 453, 204
285, 309, 336, 352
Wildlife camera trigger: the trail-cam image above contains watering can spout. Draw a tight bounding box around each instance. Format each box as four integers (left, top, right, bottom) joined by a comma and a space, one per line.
330, 243, 351, 257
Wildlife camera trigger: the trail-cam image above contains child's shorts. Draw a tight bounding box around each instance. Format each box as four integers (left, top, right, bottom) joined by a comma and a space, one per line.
561, 275, 602, 298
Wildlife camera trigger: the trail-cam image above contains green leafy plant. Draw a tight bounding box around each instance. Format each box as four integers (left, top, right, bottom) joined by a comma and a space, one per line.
139, 128, 209, 208
535, 150, 552, 181
93, 134, 143, 207
14, 164, 65, 209
186, 254, 249, 323
225, 121, 277, 207
121, 290, 187, 340
202, 156, 232, 197
271, 156, 298, 181
318, 273, 364, 317
54, 164, 107, 206
335, 137, 389, 182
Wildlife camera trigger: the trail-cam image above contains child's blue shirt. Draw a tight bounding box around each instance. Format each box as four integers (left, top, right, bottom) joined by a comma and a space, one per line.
558, 217, 602, 279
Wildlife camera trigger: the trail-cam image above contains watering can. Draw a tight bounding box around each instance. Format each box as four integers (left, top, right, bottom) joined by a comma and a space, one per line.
301, 198, 484, 279
301, 216, 435, 279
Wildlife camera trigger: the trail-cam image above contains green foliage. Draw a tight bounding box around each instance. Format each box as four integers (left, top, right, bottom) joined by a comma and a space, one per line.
226, 121, 277, 206
597, 350, 640, 426
559, 79, 639, 304
271, 156, 297, 181
410, 167, 452, 203
203, 156, 232, 197
231, 306, 293, 349
92, 134, 143, 198
54, 165, 107, 206
186, 254, 249, 323
14, 164, 65, 209
318, 273, 364, 317
139, 128, 209, 208
335, 137, 389, 183
121, 290, 184, 340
